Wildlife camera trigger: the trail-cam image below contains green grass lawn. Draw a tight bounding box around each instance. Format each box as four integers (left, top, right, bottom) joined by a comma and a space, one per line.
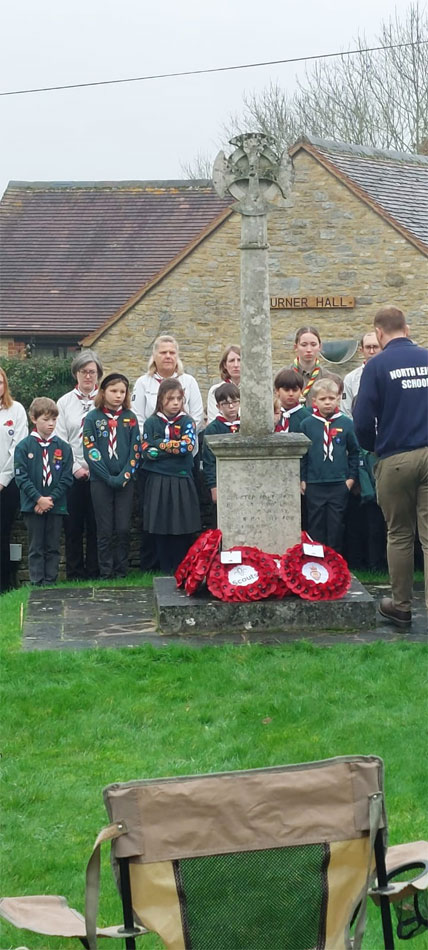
1, 578, 427, 950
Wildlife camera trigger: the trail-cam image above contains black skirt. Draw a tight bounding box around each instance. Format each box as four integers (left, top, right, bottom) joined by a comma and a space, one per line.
144, 474, 201, 536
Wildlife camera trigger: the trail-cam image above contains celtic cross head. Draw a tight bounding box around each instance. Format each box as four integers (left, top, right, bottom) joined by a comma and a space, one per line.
213, 132, 293, 214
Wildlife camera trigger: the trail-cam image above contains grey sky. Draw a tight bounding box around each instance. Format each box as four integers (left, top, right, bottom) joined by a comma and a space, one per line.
0, 0, 413, 197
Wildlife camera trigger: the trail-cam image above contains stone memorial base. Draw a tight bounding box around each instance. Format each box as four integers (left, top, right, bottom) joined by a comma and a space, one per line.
154, 576, 376, 638
204, 433, 309, 554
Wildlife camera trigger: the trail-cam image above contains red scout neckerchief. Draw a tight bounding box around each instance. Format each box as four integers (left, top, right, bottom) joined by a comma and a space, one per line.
312, 407, 342, 461
74, 385, 98, 441
276, 404, 301, 433
215, 413, 240, 433
293, 357, 321, 399
31, 430, 53, 486
102, 407, 122, 459
157, 411, 186, 441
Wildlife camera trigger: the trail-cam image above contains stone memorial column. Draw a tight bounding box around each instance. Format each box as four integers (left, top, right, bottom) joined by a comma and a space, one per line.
207, 133, 309, 554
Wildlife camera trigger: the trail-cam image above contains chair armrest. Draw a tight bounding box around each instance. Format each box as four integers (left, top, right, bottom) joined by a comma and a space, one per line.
0, 895, 148, 941
370, 860, 428, 905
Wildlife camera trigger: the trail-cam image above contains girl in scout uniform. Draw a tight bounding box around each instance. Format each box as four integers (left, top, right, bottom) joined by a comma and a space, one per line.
132, 334, 204, 573
83, 373, 141, 579
0, 367, 28, 590
141, 378, 201, 574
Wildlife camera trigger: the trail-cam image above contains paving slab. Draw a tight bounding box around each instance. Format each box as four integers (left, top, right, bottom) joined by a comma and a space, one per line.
21, 583, 427, 651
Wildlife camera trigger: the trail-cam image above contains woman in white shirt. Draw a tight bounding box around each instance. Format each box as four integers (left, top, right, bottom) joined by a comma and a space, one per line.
206, 345, 241, 423
0, 367, 28, 591
132, 335, 204, 571
56, 349, 103, 579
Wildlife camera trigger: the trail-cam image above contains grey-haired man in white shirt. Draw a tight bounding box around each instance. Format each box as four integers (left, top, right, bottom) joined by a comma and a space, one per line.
342, 332, 380, 417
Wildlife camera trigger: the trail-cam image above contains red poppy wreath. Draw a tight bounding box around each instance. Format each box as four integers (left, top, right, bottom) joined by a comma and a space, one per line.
279, 532, 351, 601
175, 528, 222, 595
206, 546, 278, 602
271, 555, 293, 599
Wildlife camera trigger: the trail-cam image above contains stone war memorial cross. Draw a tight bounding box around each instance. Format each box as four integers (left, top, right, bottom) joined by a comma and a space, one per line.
207, 133, 310, 554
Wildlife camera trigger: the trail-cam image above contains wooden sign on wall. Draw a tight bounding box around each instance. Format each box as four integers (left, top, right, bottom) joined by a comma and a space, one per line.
270, 295, 355, 309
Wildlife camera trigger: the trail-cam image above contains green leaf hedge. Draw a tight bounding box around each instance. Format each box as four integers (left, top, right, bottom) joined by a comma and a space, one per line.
1, 357, 74, 411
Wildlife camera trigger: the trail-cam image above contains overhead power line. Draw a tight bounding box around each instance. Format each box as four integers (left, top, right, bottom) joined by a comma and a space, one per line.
1, 39, 427, 97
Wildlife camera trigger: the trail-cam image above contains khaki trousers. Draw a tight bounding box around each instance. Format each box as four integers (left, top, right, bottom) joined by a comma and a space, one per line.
375, 447, 428, 611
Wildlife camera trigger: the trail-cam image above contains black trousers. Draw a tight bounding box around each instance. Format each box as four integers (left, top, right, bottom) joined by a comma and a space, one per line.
24, 512, 63, 584
137, 469, 160, 571
154, 533, 195, 574
90, 481, 134, 578
344, 494, 387, 570
64, 477, 99, 579
305, 482, 350, 554
0, 479, 20, 591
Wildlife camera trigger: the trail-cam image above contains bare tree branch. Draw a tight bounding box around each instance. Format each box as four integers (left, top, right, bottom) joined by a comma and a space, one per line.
225, 2, 428, 154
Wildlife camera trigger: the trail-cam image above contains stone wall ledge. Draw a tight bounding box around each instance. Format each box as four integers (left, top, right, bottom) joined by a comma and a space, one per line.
205, 432, 310, 459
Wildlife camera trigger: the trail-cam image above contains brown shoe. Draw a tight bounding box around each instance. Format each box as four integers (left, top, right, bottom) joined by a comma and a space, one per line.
379, 597, 412, 628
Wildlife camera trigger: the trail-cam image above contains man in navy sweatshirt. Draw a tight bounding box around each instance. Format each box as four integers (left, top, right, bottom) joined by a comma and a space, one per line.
353, 307, 428, 627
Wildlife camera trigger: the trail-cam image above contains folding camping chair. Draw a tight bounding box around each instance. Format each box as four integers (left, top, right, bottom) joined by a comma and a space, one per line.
1, 755, 427, 950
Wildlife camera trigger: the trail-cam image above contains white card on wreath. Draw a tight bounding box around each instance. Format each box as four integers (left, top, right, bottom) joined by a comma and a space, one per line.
302, 542, 325, 558
221, 550, 242, 564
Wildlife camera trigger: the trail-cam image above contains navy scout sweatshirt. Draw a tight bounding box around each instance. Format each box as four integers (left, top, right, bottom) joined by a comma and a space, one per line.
353, 338, 428, 458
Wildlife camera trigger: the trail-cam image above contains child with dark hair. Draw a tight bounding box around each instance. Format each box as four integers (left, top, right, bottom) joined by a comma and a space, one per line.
300, 379, 359, 553
14, 397, 73, 585
141, 378, 201, 573
202, 383, 240, 507
274, 369, 310, 432
83, 373, 140, 579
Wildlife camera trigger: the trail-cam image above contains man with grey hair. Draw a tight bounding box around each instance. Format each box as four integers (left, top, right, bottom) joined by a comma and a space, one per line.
342, 330, 385, 572
341, 331, 380, 417
56, 349, 103, 579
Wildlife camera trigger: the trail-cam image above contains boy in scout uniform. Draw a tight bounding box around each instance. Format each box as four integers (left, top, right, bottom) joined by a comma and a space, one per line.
14, 397, 73, 585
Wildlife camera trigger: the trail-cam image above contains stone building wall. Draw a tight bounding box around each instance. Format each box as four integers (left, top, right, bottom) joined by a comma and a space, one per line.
91, 150, 427, 402
0, 337, 26, 358
271, 151, 427, 358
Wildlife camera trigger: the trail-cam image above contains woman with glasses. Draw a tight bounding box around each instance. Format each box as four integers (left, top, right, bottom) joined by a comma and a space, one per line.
56, 349, 103, 579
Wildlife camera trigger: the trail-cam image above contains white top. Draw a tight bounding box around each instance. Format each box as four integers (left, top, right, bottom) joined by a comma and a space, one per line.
56, 389, 97, 474
342, 365, 364, 418
0, 401, 28, 487
132, 372, 204, 453
206, 381, 223, 424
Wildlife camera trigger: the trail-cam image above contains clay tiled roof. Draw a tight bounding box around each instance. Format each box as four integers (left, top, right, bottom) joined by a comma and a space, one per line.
0, 181, 233, 338
290, 136, 428, 254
